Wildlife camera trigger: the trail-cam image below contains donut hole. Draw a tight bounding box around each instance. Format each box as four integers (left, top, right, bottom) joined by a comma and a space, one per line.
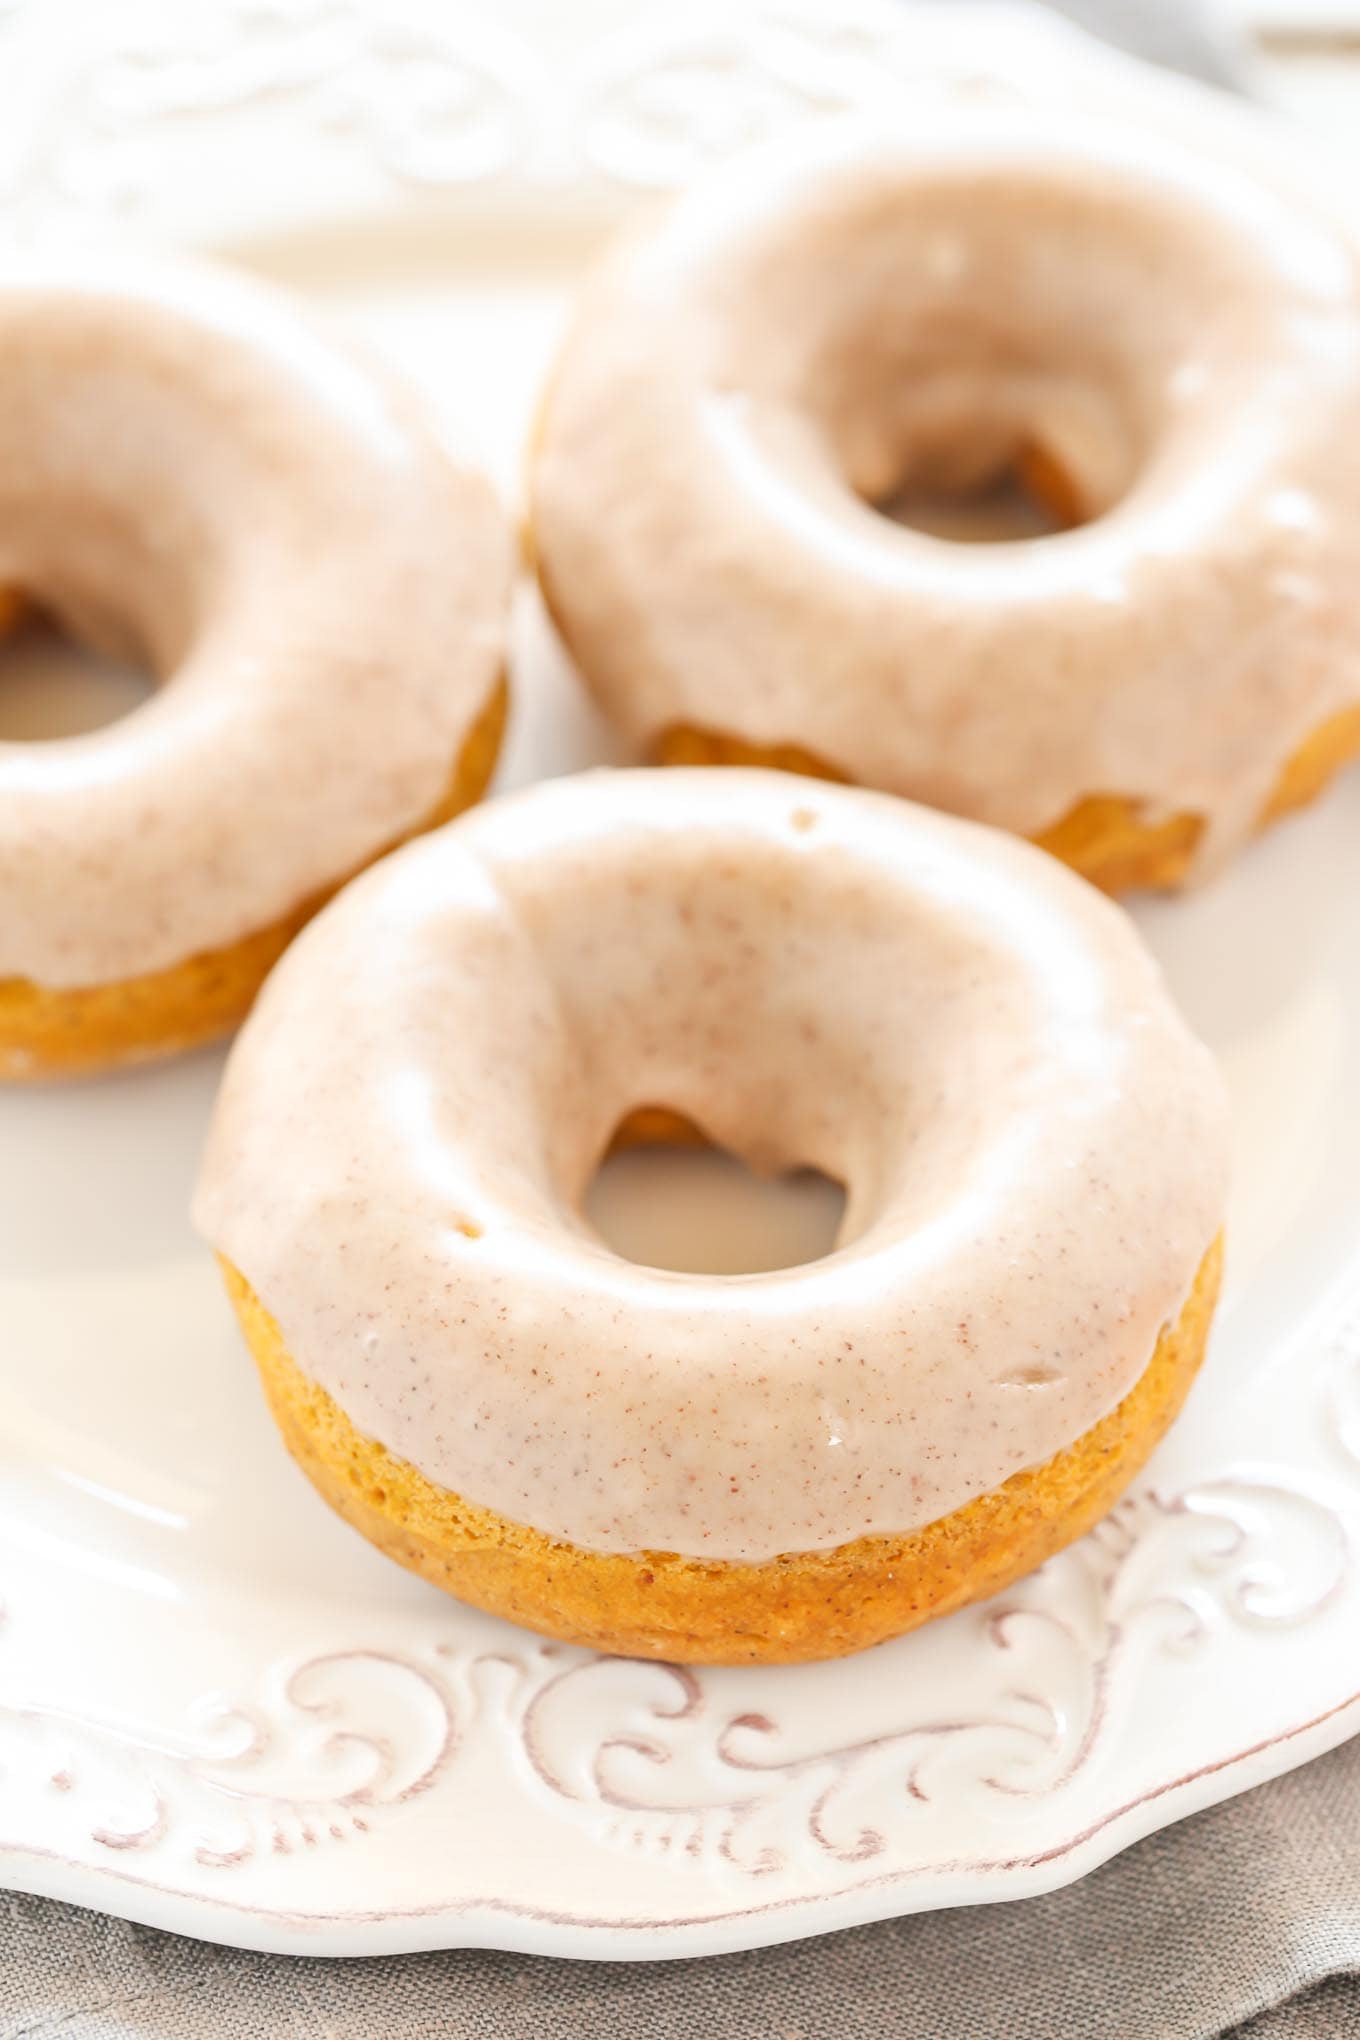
831, 372, 1142, 544
878, 437, 1084, 542
584, 1105, 846, 1275
502, 820, 1028, 1278
0, 594, 154, 741
711, 156, 1203, 550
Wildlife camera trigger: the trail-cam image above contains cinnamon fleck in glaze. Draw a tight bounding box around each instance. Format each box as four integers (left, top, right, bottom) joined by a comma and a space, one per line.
0, 254, 510, 990
195, 770, 1229, 1565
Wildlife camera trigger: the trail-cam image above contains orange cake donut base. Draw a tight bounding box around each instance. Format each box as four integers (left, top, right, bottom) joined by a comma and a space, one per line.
1257, 704, 1360, 824
653, 720, 1360, 894
220, 1236, 1221, 1667
0, 677, 507, 1081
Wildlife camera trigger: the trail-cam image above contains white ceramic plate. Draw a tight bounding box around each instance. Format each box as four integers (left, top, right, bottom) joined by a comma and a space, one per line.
3, 0, 1360, 1961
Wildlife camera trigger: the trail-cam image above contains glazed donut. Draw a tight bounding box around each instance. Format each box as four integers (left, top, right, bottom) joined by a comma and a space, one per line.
0, 257, 510, 1079
195, 769, 1229, 1665
531, 109, 1360, 892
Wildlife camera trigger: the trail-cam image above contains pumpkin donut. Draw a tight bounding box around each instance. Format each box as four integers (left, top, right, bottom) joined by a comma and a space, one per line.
0, 255, 510, 1078
530, 108, 1360, 891
196, 770, 1229, 1664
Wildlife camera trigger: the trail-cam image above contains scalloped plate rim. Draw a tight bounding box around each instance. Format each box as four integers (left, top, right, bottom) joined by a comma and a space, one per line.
4, 1688, 1359, 1959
